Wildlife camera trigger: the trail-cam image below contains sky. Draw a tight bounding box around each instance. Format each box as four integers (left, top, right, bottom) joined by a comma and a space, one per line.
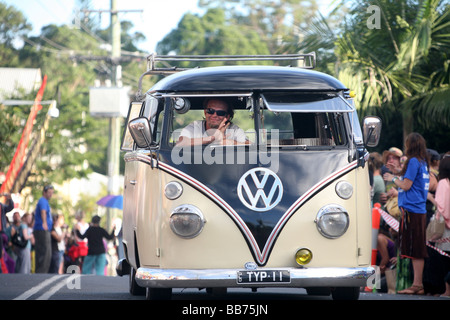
2, 0, 203, 53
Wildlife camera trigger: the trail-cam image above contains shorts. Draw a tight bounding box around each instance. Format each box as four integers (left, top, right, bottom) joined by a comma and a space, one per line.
399, 209, 428, 259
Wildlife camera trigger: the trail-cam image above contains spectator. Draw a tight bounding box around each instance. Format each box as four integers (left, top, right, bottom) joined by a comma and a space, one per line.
75, 215, 115, 275
369, 152, 386, 206
377, 221, 397, 293
380, 147, 403, 218
49, 214, 66, 274
426, 149, 440, 223
382, 147, 404, 177
33, 185, 54, 273
383, 132, 430, 295
434, 153, 450, 297
0, 193, 14, 273
8, 211, 32, 273
74, 210, 89, 260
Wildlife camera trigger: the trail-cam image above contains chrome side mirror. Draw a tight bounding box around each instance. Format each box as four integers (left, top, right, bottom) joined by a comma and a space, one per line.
363, 116, 382, 147
128, 117, 153, 148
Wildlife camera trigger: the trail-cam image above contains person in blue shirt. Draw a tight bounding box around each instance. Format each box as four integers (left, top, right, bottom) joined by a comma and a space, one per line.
33, 185, 54, 273
384, 132, 430, 295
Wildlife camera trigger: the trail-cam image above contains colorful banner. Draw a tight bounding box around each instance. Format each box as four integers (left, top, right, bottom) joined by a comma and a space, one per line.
0, 75, 47, 195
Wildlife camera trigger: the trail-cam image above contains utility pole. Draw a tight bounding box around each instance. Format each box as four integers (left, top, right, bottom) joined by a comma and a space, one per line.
107, 0, 122, 229
84, 1, 143, 229
109, 0, 121, 196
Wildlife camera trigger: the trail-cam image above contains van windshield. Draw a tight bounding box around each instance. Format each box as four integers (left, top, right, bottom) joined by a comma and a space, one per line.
261, 93, 349, 147
167, 95, 348, 148
261, 110, 347, 147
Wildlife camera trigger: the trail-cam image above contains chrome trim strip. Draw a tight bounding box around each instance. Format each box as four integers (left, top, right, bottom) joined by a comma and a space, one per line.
135, 266, 375, 288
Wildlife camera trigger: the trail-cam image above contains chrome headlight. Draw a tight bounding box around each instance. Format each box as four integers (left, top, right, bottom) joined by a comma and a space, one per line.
315, 204, 349, 239
165, 181, 183, 200
169, 205, 205, 239
335, 181, 353, 199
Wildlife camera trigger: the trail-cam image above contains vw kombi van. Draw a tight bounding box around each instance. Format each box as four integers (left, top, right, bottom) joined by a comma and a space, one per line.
117, 54, 381, 300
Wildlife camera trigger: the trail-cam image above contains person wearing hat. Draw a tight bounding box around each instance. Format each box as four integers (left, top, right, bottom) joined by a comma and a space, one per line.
380, 147, 404, 211
33, 185, 54, 273
382, 147, 404, 176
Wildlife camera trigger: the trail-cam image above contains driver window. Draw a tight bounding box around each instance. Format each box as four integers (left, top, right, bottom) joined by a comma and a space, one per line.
169, 97, 256, 146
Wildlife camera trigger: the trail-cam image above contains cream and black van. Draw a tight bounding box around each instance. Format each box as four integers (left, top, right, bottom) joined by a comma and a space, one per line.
117, 54, 381, 300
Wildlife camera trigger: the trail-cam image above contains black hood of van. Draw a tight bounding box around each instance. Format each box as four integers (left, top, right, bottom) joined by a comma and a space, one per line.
156, 147, 355, 264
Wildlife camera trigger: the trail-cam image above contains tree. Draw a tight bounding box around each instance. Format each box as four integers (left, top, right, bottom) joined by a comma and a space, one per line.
0, 3, 31, 66
0, 2, 150, 212
294, 0, 450, 148
156, 7, 270, 66
198, 0, 320, 54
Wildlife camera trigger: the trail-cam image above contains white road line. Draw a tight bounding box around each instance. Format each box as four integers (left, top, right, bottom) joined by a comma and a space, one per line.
36, 274, 81, 300
36, 276, 68, 300
13, 275, 62, 300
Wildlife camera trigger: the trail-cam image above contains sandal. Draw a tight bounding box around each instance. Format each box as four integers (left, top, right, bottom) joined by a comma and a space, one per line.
398, 285, 424, 295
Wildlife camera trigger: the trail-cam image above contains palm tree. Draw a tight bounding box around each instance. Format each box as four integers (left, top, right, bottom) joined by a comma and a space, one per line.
296, 0, 450, 143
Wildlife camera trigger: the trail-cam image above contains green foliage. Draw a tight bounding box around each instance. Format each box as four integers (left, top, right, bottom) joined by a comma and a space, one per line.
157, 8, 271, 67
1, 0, 449, 219
0, 1, 149, 216
295, 0, 450, 151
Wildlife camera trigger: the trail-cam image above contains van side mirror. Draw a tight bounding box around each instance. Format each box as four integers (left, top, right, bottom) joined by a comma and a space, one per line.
129, 117, 153, 148
363, 116, 382, 147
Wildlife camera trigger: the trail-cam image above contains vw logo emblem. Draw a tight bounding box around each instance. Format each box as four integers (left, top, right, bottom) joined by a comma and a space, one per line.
237, 168, 283, 212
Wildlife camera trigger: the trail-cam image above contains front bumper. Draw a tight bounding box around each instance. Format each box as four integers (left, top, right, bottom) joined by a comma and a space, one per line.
135, 266, 375, 288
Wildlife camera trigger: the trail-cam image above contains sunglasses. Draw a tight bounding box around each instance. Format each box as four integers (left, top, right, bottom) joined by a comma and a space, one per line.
206, 108, 228, 117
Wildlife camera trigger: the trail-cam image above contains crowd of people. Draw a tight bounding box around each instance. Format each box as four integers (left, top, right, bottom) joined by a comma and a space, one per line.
369, 133, 450, 297
0, 185, 119, 276
1, 132, 449, 299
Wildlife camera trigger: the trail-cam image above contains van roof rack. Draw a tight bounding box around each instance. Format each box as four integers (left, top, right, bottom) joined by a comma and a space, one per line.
136, 53, 316, 99
146, 53, 316, 74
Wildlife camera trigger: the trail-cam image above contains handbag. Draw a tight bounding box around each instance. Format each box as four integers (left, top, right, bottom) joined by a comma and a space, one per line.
385, 196, 401, 218
11, 228, 28, 248
426, 212, 445, 241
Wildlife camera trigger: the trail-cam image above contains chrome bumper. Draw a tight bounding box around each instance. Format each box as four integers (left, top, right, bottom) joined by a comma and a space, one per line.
135, 266, 374, 288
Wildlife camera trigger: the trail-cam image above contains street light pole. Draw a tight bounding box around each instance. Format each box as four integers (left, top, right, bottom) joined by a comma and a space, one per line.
106, 0, 122, 229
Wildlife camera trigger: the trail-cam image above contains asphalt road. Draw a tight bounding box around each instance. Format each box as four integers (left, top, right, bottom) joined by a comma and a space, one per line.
1, 273, 447, 301
1, 273, 446, 319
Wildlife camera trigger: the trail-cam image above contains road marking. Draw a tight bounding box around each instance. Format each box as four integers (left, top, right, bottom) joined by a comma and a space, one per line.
37, 274, 81, 300
13, 275, 62, 300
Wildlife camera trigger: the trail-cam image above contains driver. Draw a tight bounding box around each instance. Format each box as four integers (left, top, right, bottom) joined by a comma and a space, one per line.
176, 98, 249, 146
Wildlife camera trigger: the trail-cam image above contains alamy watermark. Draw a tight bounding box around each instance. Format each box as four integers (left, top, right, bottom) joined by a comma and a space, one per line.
171, 128, 280, 172
367, 5, 381, 29
366, 266, 382, 290
66, 265, 81, 289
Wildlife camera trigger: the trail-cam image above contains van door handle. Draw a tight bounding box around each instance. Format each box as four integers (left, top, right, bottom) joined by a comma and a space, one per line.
130, 180, 137, 185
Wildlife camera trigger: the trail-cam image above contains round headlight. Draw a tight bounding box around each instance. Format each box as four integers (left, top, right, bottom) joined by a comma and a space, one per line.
165, 181, 183, 200
169, 205, 205, 239
335, 181, 353, 199
315, 204, 349, 239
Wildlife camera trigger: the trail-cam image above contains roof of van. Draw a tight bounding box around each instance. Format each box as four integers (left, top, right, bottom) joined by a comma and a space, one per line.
149, 65, 348, 93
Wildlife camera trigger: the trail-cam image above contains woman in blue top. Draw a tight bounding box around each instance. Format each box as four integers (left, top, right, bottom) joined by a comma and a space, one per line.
384, 132, 430, 295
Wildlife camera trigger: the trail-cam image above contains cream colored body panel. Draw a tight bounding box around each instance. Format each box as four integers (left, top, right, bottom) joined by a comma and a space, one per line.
268, 167, 372, 268
124, 152, 372, 271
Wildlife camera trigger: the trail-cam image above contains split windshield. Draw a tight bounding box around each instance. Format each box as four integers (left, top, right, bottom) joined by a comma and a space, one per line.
152, 94, 351, 149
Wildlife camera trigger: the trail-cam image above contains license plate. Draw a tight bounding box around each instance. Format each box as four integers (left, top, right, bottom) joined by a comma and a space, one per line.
237, 270, 290, 284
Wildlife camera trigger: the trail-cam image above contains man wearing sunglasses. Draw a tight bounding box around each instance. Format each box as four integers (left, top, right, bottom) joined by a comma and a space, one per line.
177, 99, 248, 146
